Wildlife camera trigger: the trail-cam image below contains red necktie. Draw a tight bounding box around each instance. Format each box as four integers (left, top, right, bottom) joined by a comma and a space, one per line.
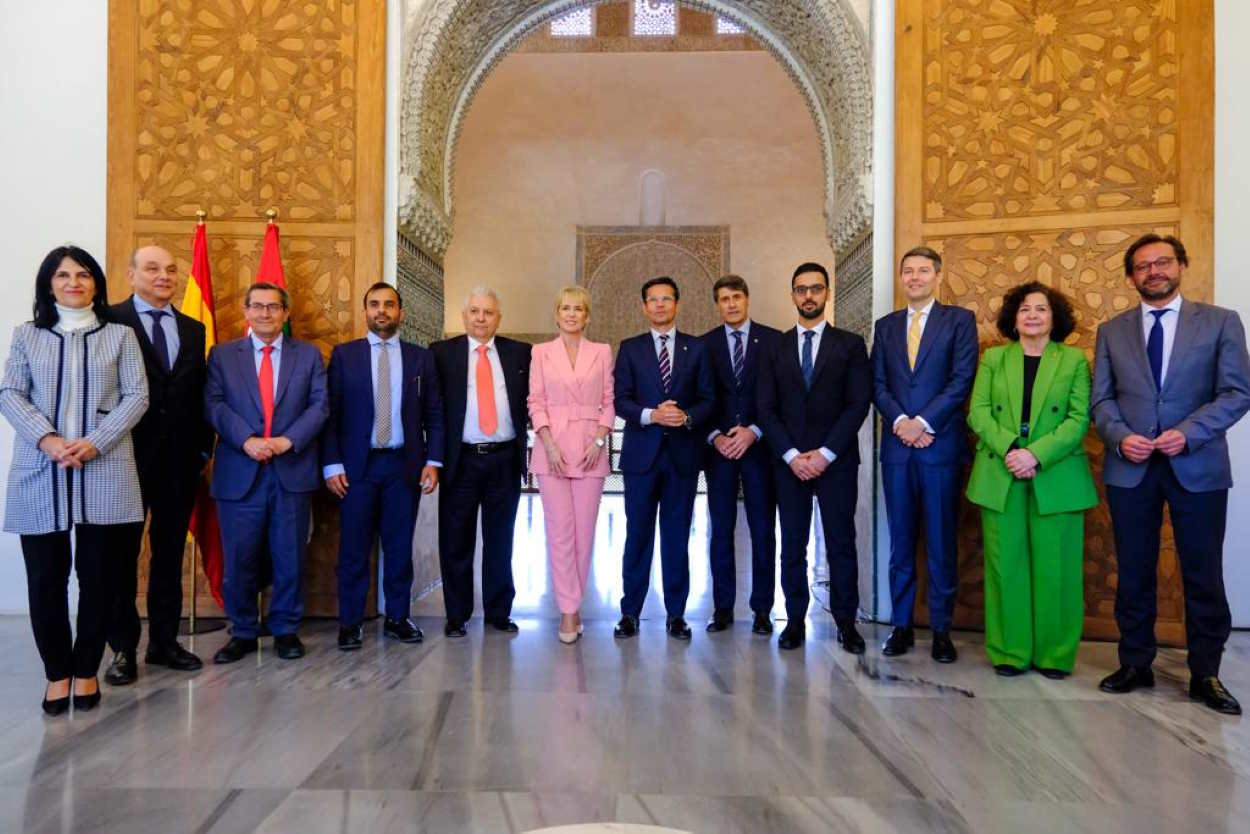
259, 345, 275, 438
475, 344, 498, 436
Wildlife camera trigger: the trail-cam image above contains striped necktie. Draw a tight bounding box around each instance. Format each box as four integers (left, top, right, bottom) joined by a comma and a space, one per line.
658, 334, 672, 393
731, 330, 744, 388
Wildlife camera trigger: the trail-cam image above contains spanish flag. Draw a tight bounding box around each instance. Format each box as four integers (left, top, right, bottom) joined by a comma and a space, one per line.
182, 217, 225, 606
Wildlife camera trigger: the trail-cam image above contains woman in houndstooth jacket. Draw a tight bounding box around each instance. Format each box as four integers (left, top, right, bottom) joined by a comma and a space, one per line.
0, 246, 148, 716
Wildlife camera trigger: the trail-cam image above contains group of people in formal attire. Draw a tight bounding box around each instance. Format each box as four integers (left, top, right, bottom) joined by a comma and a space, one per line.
3, 232, 1247, 719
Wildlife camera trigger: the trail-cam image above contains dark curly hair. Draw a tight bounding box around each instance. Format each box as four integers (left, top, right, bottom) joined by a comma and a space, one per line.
996, 281, 1076, 342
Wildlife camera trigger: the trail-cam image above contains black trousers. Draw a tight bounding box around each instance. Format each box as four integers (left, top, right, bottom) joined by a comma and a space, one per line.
774, 460, 859, 627
1107, 455, 1231, 678
438, 445, 520, 624
22, 523, 142, 681
108, 462, 199, 651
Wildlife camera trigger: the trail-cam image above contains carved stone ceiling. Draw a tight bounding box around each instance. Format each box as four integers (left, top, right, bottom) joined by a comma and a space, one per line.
399, 0, 873, 261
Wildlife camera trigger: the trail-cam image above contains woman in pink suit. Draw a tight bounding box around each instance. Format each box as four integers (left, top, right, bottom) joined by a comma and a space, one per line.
528, 286, 614, 643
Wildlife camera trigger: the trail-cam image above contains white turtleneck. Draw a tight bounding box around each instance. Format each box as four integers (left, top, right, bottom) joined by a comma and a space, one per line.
55, 303, 98, 332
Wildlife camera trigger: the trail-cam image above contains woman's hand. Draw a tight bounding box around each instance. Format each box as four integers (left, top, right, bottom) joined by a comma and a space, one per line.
579, 437, 605, 471
1004, 448, 1038, 479
38, 434, 83, 469
62, 438, 99, 466
544, 439, 567, 476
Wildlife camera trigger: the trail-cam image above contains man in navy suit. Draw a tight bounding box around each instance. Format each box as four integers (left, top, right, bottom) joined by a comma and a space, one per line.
700, 275, 781, 635
321, 283, 445, 651
205, 282, 329, 663
614, 276, 715, 640
871, 246, 978, 663
757, 262, 872, 651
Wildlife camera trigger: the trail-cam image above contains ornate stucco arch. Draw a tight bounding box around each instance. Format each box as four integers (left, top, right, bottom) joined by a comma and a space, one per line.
398, 0, 873, 261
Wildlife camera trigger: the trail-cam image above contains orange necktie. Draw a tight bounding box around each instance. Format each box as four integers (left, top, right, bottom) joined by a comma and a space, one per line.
475, 344, 498, 436
259, 345, 275, 438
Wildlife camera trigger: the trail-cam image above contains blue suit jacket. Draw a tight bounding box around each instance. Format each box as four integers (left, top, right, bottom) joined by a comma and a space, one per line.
205, 336, 329, 500
320, 338, 446, 485
700, 321, 783, 437
871, 301, 979, 465
614, 330, 715, 476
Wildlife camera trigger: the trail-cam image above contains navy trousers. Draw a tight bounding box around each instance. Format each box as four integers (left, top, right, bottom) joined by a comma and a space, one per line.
336, 449, 420, 626
620, 449, 698, 619
1107, 455, 1231, 678
774, 461, 859, 626
705, 444, 776, 613
881, 460, 961, 632
216, 465, 312, 639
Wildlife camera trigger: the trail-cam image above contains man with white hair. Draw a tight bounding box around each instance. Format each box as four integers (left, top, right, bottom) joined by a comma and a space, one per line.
430, 289, 532, 637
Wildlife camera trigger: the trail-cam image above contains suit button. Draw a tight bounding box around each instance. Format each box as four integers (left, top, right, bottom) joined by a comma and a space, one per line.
995, 405, 1002, 412
1052, 406, 1059, 413
988, 452, 995, 459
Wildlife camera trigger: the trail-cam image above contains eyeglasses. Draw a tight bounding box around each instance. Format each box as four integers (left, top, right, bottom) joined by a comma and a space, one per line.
792, 284, 826, 297
245, 302, 285, 314
1132, 256, 1176, 275
645, 296, 676, 304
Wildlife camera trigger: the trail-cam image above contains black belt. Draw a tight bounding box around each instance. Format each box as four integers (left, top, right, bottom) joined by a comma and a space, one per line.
463, 441, 512, 454
369, 447, 402, 454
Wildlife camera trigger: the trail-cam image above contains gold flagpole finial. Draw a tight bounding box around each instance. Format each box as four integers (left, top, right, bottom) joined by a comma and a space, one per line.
265, 208, 278, 223
196, 209, 207, 225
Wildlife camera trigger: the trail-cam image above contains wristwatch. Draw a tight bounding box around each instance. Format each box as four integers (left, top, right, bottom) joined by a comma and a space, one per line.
594, 437, 606, 448
683, 413, 692, 429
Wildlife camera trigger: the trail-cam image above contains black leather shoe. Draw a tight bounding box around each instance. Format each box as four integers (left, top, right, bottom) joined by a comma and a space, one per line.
778, 625, 805, 650
213, 637, 258, 664
881, 626, 914, 657
931, 631, 957, 664
705, 609, 733, 633
444, 620, 467, 638
103, 650, 137, 686
1099, 665, 1154, 693
384, 617, 424, 643
667, 617, 692, 641
485, 617, 519, 633
274, 634, 305, 660
994, 664, 1026, 677
836, 623, 866, 655
338, 624, 363, 651
42, 685, 69, 717
1190, 676, 1242, 715
72, 678, 101, 712
1036, 667, 1068, 680
613, 615, 639, 638
145, 641, 203, 671
751, 611, 773, 635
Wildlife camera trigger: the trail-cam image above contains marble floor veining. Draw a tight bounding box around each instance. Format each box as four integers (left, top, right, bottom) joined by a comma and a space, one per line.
2, 495, 1249, 833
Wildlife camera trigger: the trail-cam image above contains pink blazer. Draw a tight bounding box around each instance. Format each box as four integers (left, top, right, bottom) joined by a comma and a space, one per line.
527, 339, 615, 478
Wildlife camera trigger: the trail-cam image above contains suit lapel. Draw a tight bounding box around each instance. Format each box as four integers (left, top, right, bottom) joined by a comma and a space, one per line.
498, 339, 523, 414
784, 328, 803, 385
168, 309, 197, 377
451, 336, 469, 429
358, 339, 376, 424
910, 303, 944, 376
1005, 340, 1023, 429
274, 339, 295, 405
1027, 341, 1061, 430
1121, 308, 1157, 392
809, 324, 835, 386
1161, 302, 1200, 395
238, 340, 264, 420
120, 297, 163, 375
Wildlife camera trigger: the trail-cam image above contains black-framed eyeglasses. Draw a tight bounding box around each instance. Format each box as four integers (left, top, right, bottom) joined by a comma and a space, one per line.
1132, 256, 1176, 275
793, 284, 826, 297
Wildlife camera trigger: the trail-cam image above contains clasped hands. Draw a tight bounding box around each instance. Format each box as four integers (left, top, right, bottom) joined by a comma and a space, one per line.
788, 449, 830, 482
1120, 429, 1186, 463
1003, 447, 1039, 480
894, 416, 933, 449
713, 425, 757, 460
651, 399, 688, 428
38, 434, 99, 469
243, 435, 293, 463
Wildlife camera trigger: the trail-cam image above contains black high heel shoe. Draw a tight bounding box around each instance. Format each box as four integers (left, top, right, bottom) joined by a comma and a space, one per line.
71, 678, 101, 712
42, 682, 70, 717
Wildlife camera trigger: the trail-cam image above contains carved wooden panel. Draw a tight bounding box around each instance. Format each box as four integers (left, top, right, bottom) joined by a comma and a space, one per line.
109, 0, 386, 619
922, 0, 1180, 222
898, 1, 1213, 646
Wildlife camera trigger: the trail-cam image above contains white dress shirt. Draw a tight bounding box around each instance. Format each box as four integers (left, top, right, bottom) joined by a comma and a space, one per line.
893, 299, 936, 434
640, 327, 678, 427
784, 319, 835, 465
707, 320, 763, 443
1141, 295, 1183, 387
463, 335, 516, 442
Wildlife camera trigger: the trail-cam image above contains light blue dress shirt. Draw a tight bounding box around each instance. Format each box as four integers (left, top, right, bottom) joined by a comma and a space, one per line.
785, 319, 835, 464
250, 332, 282, 400
707, 320, 763, 444
132, 294, 181, 364
640, 327, 677, 427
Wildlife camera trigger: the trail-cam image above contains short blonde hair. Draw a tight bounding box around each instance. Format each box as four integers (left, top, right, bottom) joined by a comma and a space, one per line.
554, 285, 592, 318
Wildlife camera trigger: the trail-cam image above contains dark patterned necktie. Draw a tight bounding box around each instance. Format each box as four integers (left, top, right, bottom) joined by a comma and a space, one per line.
732, 330, 744, 388
1147, 309, 1167, 389
801, 330, 815, 389
658, 334, 672, 394
145, 309, 171, 372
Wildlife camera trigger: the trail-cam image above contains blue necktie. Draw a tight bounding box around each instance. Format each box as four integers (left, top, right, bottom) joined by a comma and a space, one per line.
145, 309, 171, 372
1147, 309, 1167, 390
801, 330, 814, 389
731, 330, 744, 388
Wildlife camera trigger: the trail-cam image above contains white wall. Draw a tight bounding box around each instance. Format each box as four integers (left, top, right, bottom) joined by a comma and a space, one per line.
1215, 0, 1250, 625
0, 1, 108, 612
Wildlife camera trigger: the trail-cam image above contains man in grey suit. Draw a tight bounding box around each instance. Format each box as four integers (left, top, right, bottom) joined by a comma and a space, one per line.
1092, 233, 1250, 714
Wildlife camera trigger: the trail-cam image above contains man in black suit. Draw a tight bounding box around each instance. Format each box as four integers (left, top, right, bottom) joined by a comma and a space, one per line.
430, 288, 532, 637
757, 262, 872, 651
700, 275, 781, 635
104, 245, 214, 685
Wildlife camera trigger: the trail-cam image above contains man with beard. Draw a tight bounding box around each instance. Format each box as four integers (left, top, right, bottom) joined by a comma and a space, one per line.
321, 283, 445, 650
1092, 234, 1250, 714
757, 262, 872, 651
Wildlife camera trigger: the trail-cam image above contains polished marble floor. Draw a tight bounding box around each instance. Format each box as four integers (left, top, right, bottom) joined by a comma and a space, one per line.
3, 496, 1250, 833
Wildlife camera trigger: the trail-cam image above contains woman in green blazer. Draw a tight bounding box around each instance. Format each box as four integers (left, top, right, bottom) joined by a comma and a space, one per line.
966, 282, 1098, 678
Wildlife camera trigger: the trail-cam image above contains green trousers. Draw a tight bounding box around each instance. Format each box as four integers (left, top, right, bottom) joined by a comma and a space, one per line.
980, 479, 1085, 672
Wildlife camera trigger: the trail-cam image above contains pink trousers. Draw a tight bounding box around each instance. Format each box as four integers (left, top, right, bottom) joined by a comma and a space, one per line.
537, 474, 605, 614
